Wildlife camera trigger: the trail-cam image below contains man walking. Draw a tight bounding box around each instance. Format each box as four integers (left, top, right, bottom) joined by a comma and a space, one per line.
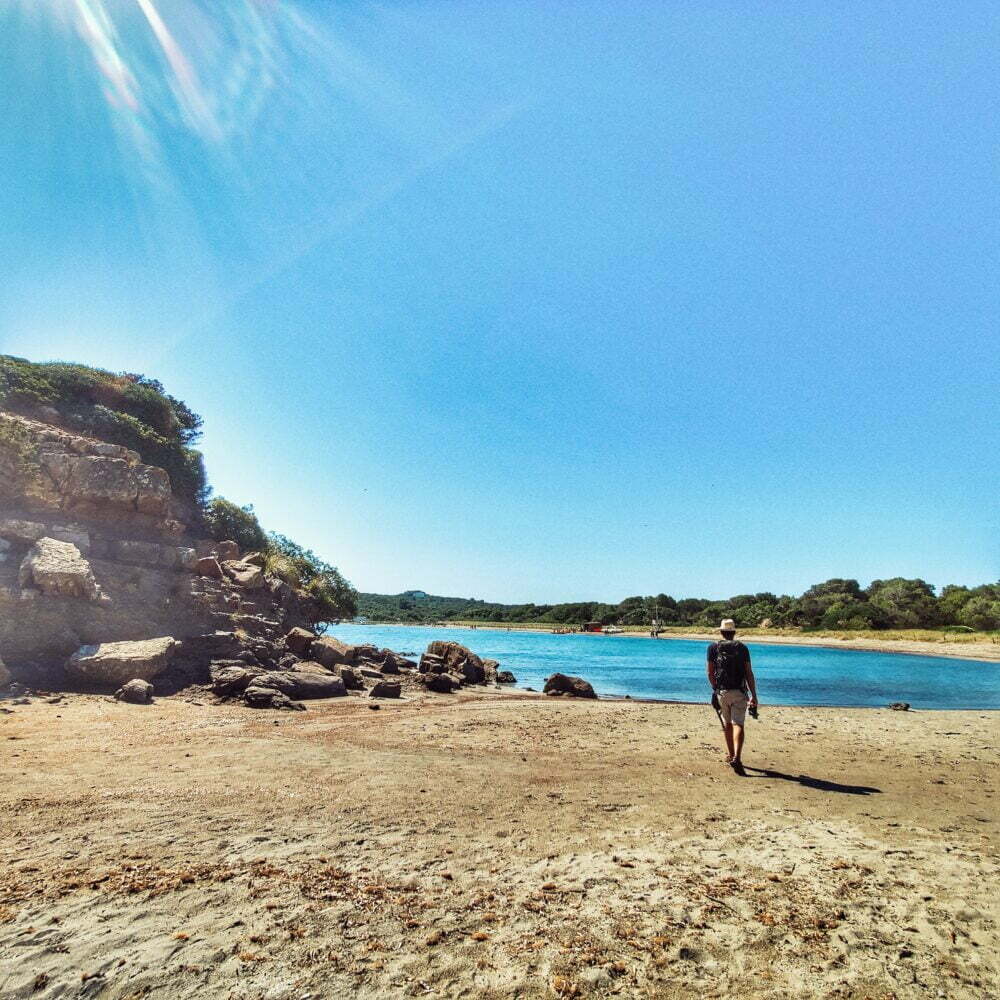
707, 618, 758, 771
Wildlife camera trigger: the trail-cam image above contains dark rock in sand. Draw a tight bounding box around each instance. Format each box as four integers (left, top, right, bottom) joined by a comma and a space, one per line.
115, 678, 153, 704
889, 702, 911, 711
369, 680, 401, 699
497, 670, 517, 684
543, 673, 597, 699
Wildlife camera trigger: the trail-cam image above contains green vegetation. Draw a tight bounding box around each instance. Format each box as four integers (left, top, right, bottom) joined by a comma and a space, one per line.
359, 578, 1000, 632
203, 501, 358, 627
0, 355, 207, 505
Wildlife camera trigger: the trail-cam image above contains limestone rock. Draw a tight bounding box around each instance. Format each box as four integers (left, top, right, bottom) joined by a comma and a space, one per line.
114, 539, 163, 566
115, 678, 153, 704
255, 668, 346, 699
215, 540, 240, 561
67, 637, 176, 687
369, 680, 401, 699
284, 627, 314, 656
221, 560, 265, 590
196, 556, 223, 579
311, 636, 356, 668
18, 537, 100, 601
0, 519, 47, 543
543, 673, 597, 699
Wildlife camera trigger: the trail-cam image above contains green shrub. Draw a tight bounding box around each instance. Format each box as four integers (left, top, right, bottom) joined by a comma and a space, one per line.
204, 498, 270, 552
267, 532, 358, 626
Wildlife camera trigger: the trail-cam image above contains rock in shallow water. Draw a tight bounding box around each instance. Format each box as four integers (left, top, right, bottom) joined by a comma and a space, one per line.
543, 673, 597, 699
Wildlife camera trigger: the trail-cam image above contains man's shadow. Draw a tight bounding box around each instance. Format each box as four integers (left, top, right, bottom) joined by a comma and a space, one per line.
739, 765, 881, 795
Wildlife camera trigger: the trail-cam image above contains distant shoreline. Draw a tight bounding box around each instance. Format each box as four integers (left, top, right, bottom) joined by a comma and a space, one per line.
344, 621, 1000, 663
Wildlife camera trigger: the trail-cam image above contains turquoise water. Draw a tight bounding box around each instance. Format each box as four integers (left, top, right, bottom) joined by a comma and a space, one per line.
326, 624, 1000, 710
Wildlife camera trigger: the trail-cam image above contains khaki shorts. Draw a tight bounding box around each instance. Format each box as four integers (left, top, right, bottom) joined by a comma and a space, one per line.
717, 689, 748, 726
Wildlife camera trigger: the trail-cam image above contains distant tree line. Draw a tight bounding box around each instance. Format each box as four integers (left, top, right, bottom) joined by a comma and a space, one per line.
359, 577, 1000, 631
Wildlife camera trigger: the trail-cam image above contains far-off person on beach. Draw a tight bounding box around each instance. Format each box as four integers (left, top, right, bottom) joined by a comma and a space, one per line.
707, 619, 758, 771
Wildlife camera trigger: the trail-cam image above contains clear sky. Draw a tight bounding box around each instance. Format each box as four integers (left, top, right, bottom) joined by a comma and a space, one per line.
1, 1, 997, 602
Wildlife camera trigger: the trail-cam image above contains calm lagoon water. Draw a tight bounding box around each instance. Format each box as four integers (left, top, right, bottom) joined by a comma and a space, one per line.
327, 624, 1000, 710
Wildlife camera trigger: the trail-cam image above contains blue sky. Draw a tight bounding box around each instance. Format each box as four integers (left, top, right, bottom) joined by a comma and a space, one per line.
1, 1, 997, 602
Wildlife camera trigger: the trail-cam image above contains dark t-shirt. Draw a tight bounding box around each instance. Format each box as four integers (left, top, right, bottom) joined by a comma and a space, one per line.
707, 640, 750, 690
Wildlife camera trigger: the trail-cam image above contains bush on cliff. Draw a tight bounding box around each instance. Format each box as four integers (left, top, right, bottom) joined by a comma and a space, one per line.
0, 356, 207, 505
204, 498, 270, 553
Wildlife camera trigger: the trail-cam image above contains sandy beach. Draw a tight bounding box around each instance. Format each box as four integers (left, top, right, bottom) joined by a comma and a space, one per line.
1, 689, 997, 999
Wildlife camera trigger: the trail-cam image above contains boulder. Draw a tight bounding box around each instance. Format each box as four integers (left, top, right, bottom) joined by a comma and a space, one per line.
483, 659, 500, 684
424, 641, 486, 685
369, 680, 401, 699
418, 653, 444, 674
67, 637, 176, 687
497, 670, 517, 684
215, 540, 240, 561
354, 644, 382, 664
255, 669, 347, 700
311, 636, 356, 668
0, 518, 47, 544
209, 663, 264, 696
336, 665, 363, 690
360, 667, 384, 679
196, 556, 223, 579
177, 547, 198, 571
543, 673, 597, 699
115, 679, 153, 704
378, 651, 400, 674
422, 673, 456, 694
243, 551, 266, 568
221, 559, 265, 590
243, 685, 304, 711
18, 537, 100, 601
284, 627, 315, 656
888, 702, 911, 712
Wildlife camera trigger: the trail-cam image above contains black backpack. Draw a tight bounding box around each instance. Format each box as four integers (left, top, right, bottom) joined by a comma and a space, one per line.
714, 641, 746, 691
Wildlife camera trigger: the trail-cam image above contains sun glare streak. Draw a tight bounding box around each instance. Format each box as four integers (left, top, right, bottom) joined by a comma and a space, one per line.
71, 0, 138, 111
134, 0, 220, 141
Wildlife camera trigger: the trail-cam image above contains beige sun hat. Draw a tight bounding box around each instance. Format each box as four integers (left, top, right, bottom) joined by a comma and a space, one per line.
719, 618, 737, 632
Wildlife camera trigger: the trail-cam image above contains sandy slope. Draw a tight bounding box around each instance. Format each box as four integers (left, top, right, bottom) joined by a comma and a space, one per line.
1, 691, 997, 999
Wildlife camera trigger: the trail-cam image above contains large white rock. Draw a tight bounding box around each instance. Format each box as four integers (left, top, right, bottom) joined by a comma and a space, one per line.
67, 637, 176, 687
18, 537, 100, 601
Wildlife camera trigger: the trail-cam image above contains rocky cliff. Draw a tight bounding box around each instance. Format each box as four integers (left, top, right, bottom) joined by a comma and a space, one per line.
0, 409, 311, 684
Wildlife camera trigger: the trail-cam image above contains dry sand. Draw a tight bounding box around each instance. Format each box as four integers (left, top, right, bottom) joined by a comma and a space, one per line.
1, 690, 997, 999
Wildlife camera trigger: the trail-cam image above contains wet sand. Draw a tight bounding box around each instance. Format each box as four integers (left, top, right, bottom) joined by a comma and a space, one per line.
1, 690, 997, 998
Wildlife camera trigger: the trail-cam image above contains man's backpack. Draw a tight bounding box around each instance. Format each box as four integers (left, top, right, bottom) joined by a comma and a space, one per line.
714, 640, 746, 691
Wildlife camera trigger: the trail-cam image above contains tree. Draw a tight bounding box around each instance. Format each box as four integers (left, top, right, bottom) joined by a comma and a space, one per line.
866, 578, 938, 628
